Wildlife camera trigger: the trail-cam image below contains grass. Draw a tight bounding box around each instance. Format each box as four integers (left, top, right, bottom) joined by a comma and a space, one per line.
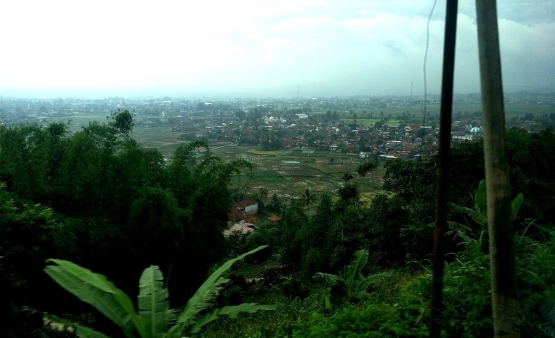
217, 143, 388, 199
315, 101, 555, 123
359, 190, 392, 203
236, 261, 282, 279
341, 118, 401, 127
248, 170, 287, 184
247, 149, 282, 156
197, 286, 328, 338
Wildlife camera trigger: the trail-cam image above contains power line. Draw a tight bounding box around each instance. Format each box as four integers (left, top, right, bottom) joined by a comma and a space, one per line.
422, 0, 438, 153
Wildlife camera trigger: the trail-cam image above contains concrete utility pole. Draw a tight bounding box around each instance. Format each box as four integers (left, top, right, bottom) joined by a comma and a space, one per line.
475, 0, 520, 336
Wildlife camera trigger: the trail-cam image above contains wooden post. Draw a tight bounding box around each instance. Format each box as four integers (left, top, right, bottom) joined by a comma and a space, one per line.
475, 0, 520, 336
430, 0, 458, 337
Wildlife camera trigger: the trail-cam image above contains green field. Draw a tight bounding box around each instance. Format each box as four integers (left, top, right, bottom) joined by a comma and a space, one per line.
313, 101, 554, 120
203, 141, 387, 200
340, 118, 401, 127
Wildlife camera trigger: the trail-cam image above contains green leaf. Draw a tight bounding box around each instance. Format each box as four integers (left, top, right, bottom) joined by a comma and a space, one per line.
345, 249, 369, 298
447, 221, 471, 232
314, 249, 389, 305
356, 272, 391, 291
75, 325, 112, 338
188, 303, 276, 334
466, 207, 487, 226
475, 180, 487, 216
511, 193, 523, 221
138, 266, 169, 337
324, 295, 332, 310
450, 202, 487, 226
44, 259, 146, 338
313, 272, 339, 285
169, 245, 269, 338
346, 249, 368, 283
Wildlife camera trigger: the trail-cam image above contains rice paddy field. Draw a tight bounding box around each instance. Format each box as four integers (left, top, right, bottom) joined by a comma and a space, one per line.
310, 99, 554, 119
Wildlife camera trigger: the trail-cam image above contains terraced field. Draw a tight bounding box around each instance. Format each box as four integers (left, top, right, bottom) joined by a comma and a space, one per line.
214, 143, 387, 199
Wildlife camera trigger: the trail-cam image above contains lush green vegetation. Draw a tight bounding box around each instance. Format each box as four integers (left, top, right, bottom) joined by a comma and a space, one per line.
2, 111, 555, 336
0, 111, 251, 337
44, 246, 275, 337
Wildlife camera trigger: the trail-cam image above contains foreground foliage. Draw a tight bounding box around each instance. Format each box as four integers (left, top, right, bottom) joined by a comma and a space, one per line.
2, 120, 555, 336
44, 246, 275, 337
314, 249, 391, 308
200, 228, 555, 337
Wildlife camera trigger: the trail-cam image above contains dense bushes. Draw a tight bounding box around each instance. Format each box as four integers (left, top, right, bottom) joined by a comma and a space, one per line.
297, 303, 428, 338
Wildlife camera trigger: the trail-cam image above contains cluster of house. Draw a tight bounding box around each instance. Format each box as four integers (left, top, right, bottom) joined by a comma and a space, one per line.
166, 111, 486, 160
224, 199, 281, 237
451, 123, 483, 142
5, 96, 554, 170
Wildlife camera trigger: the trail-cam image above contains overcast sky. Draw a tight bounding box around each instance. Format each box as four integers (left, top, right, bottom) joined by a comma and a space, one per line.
0, 0, 553, 98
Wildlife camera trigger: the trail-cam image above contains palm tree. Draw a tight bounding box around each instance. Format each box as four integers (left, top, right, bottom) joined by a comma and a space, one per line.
255, 187, 269, 204
301, 188, 318, 211
238, 179, 252, 199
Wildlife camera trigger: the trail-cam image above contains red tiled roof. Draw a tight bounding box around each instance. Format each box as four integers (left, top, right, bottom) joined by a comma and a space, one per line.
267, 215, 281, 222
229, 208, 257, 223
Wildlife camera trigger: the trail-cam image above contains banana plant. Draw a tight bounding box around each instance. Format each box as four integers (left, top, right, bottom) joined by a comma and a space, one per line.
44, 245, 275, 338
447, 180, 523, 257
449, 180, 523, 228
314, 249, 390, 308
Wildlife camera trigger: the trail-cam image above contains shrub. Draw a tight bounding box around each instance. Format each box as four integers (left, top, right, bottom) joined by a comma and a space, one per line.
295, 303, 428, 337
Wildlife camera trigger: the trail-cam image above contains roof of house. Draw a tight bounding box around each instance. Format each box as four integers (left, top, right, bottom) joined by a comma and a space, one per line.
234, 199, 258, 208
267, 215, 282, 222
230, 208, 258, 223
223, 223, 255, 237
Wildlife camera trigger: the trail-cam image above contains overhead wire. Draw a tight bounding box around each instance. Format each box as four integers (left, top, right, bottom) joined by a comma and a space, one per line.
422, 0, 438, 153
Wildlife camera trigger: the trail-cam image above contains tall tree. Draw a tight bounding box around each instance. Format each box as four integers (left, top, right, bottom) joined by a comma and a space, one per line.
279, 204, 307, 264
301, 188, 318, 211
356, 160, 378, 178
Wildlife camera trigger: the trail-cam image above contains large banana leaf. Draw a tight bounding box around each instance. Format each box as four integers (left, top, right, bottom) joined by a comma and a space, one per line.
450, 180, 523, 227
44, 259, 146, 338
475, 180, 487, 217
344, 249, 368, 298
138, 265, 169, 338
345, 249, 368, 282
473, 180, 523, 222
169, 245, 269, 338
313, 272, 340, 285
314, 249, 390, 305
449, 203, 487, 226
188, 303, 277, 334
356, 272, 391, 292
511, 193, 524, 221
